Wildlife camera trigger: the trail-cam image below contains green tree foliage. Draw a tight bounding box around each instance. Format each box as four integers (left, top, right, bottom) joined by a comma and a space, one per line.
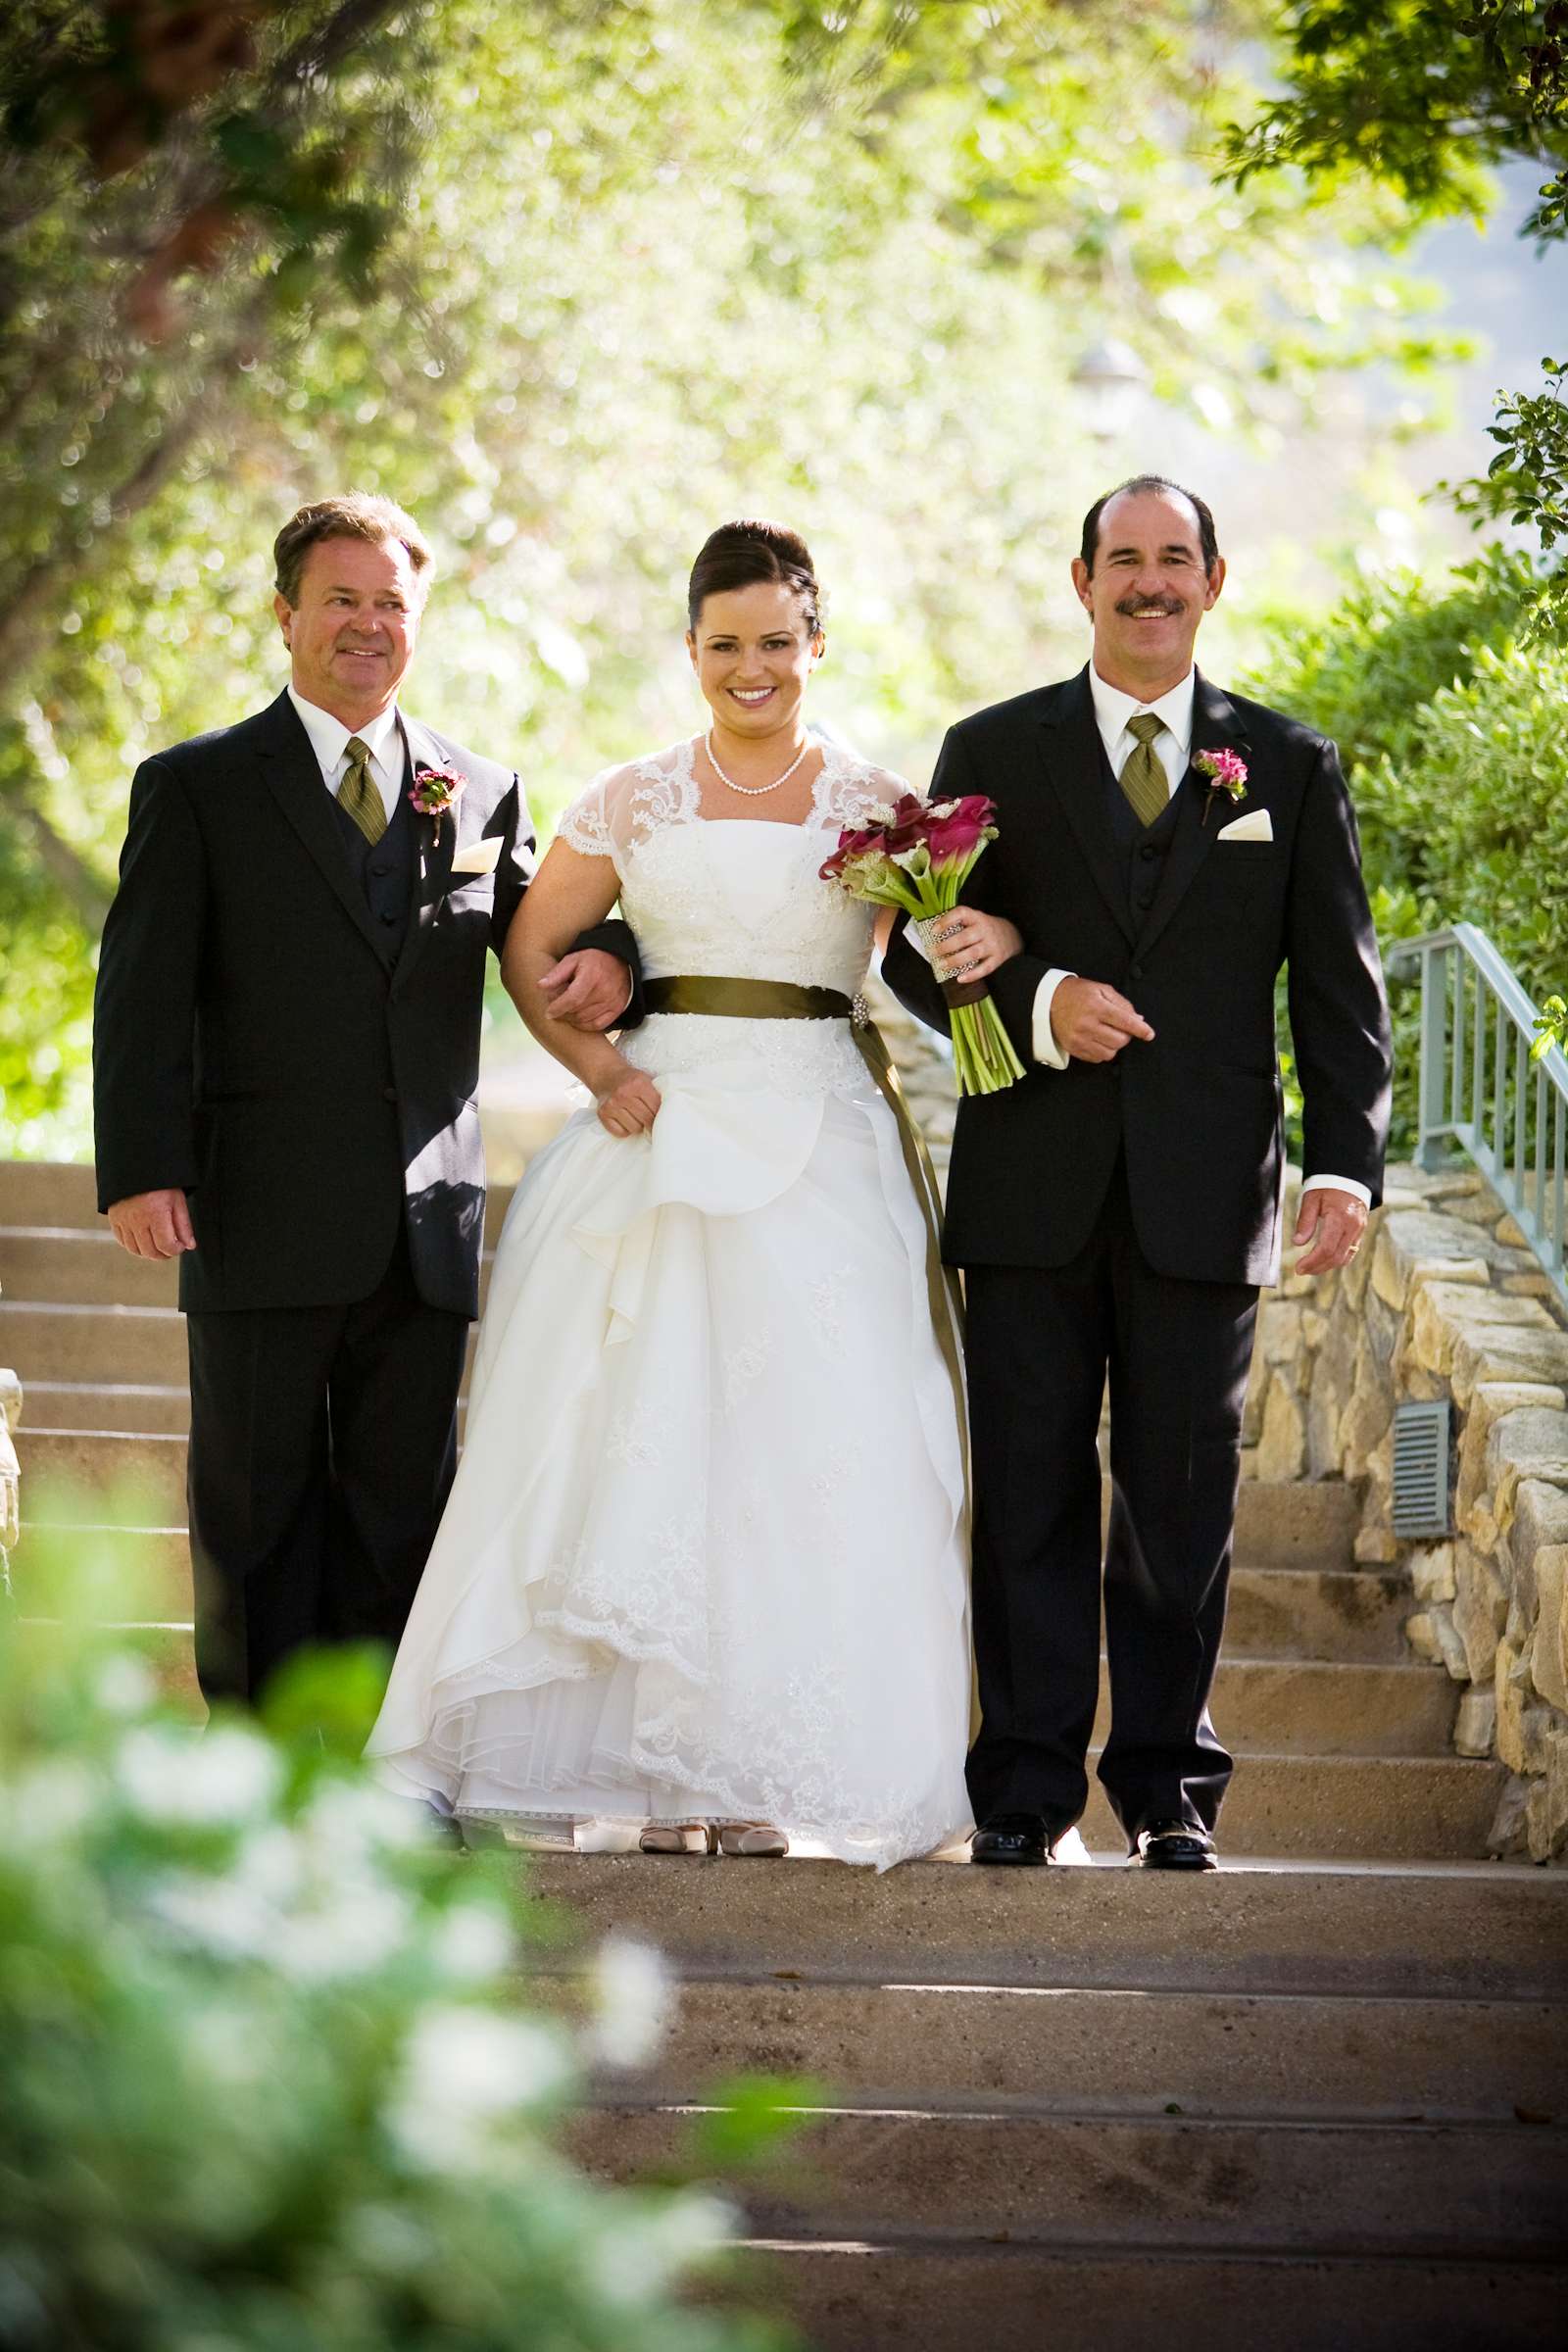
0, 0, 1463, 1152
1250, 549, 1555, 1150
1222, 1, 1568, 635
0, 1519, 795, 2351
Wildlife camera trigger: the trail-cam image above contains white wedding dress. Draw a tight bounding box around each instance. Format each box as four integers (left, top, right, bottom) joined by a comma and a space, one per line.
367, 739, 971, 1869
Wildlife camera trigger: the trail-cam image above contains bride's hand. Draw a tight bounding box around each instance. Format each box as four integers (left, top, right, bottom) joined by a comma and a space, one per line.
924, 908, 1023, 982
596, 1066, 662, 1139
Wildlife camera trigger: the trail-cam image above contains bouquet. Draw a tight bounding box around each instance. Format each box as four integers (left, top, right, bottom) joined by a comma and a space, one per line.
820, 792, 1026, 1096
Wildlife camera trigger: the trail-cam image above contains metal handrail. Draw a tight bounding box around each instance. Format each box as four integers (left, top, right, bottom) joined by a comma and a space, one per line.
1386, 923, 1568, 1312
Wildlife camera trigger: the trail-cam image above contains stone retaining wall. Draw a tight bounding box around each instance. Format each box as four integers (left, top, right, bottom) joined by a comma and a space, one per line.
1250, 1162, 1568, 1863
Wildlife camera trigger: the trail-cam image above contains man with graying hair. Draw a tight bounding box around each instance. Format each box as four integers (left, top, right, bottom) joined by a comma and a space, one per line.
94, 493, 642, 1708
885, 473, 1392, 1873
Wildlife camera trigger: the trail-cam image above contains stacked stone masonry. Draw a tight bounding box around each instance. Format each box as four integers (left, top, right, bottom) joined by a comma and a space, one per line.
1250, 1161, 1568, 1863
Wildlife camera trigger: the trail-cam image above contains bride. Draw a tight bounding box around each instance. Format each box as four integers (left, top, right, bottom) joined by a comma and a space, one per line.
367, 519, 995, 1869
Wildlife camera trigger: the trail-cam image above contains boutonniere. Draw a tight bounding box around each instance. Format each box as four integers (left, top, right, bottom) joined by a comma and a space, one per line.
409, 764, 467, 843
1195, 748, 1249, 827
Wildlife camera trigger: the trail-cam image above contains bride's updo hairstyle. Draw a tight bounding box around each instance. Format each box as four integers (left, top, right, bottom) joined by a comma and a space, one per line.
686, 518, 823, 639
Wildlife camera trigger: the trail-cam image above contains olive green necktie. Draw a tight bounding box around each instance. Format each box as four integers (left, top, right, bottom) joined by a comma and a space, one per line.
338, 735, 387, 846
1120, 711, 1169, 829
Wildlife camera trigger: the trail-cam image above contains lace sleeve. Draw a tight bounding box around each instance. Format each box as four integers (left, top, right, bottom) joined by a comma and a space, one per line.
556, 773, 614, 860
821, 753, 918, 831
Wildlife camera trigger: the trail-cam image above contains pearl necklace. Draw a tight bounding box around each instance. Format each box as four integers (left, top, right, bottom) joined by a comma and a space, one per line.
704, 728, 812, 798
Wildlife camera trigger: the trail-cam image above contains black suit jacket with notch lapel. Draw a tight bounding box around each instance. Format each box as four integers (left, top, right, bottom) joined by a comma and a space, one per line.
880, 665, 1393, 1288
93, 689, 642, 1318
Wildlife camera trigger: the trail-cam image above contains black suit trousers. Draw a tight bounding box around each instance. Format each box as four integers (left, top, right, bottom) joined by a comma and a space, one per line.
185, 1222, 469, 1706
963, 1159, 1258, 1844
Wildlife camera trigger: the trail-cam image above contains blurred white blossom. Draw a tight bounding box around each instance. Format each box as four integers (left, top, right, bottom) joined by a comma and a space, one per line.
93, 1655, 157, 1716
429, 1897, 514, 1986
119, 1724, 281, 1827
387, 2005, 575, 2173
585, 1936, 671, 2069
591, 2191, 735, 2305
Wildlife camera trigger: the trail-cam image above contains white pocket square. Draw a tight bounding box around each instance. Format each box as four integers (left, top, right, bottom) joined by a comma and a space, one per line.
451, 836, 502, 876
1216, 809, 1273, 843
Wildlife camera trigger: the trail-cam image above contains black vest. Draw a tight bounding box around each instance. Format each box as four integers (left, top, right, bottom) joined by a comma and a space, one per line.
1100, 741, 1184, 929
327, 744, 416, 966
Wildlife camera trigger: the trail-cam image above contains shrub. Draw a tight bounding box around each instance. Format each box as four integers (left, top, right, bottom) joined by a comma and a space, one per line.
1248, 549, 1556, 1159
0, 1527, 795, 2352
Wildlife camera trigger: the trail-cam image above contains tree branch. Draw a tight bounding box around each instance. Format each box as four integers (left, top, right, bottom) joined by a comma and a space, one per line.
0, 765, 113, 928
0, 280, 274, 697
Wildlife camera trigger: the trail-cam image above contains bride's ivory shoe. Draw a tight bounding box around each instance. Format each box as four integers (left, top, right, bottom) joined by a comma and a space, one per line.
716, 1822, 789, 1859
639, 1823, 717, 1856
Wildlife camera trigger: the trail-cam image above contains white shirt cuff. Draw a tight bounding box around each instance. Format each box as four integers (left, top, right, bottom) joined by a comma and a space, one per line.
1032, 969, 1074, 1068
1301, 1173, 1372, 1208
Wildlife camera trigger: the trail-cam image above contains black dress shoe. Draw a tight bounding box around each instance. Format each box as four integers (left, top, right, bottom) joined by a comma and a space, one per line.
971, 1813, 1056, 1866
1137, 1820, 1217, 1871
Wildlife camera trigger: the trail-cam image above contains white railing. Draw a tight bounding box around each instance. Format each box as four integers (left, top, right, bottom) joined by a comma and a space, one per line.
1387, 923, 1568, 1313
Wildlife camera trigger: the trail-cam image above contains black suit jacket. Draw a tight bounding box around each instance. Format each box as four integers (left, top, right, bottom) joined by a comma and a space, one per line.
93, 690, 640, 1318
881, 666, 1393, 1287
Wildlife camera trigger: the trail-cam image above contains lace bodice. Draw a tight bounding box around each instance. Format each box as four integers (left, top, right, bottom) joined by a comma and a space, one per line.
558, 738, 906, 1099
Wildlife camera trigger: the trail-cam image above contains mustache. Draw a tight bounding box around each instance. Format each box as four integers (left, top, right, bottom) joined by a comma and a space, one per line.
1114, 596, 1184, 616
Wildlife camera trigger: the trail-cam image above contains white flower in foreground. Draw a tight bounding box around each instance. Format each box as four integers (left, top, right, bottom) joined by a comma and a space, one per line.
93, 1654, 157, 1716
149, 1870, 276, 1961
119, 1723, 282, 1827
387, 2004, 575, 2174
300, 1777, 427, 1863
10, 1758, 97, 1842
591, 2190, 736, 2305
274, 1879, 416, 1984
585, 1936, 671, 2069
429, 1897, 514, 1986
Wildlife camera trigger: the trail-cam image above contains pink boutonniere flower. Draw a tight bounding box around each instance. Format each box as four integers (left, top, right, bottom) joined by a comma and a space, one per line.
1195, 747, 1249, 826
409, 764, 467, 843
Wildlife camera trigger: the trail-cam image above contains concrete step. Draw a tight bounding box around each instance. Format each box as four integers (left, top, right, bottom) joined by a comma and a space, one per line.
60, 1612, 1457, 1766
1224, 1565, 1412, 1661
522, 1853, 1568, 2002
16, 1599, 1505, 1851
0, 1160, 98, 1228
0, 1225, 496, 1315
0, 1300, 185, 1384
626, 1979, 1566, 2125
1075, 1754, 1504, 1861
1229, 1480, 1358, 1570
0, 1226, 177, 1307
22, 1429, 186, 1515
721, 2243, 1568, 2352
12, 1527, 190, 1619
20, 1381, 190, 1434
0, 1161, 512, 1244
1094, 1656, 1457, 1758
579, 2102, 1568, 2258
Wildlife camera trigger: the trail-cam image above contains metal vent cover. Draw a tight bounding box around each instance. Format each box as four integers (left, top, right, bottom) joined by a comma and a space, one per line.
1391, 1399, 1452, 1538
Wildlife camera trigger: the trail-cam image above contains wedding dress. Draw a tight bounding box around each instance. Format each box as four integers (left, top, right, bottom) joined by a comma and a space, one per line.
367, 739, 971, 1869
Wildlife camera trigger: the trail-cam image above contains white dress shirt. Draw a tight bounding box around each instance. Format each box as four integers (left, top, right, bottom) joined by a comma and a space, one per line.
929, 662, 1369, 1209
286, 687, 406, 827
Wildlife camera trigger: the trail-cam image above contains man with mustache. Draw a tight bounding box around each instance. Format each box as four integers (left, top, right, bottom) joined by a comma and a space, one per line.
884, 474, 1392, 1870
93, 494, 639, 1709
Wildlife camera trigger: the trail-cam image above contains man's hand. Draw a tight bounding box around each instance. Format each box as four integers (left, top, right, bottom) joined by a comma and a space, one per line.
1049, 977, 1155, 1063
108, 1189, 195, 1259
538, 949, 633, 1032
1293, 1186, 1368, 1277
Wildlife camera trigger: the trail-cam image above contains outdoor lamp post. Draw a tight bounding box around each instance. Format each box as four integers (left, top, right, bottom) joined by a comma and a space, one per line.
1071, 338, 1149, 440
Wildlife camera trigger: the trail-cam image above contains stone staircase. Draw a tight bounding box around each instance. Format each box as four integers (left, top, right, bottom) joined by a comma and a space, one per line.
3, 1155, 1567, 2345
